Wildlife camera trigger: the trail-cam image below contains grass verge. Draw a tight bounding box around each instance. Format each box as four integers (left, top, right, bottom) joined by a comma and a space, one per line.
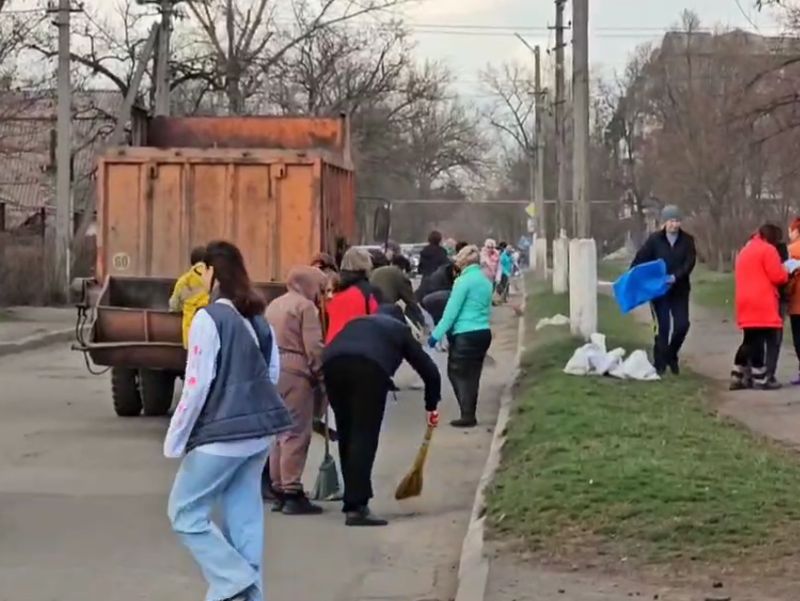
487, 281, 800, 566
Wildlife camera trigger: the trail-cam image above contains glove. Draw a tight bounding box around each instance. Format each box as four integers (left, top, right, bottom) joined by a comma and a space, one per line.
427, 335, 438, 349
426, 410, 439, 428
785, 259, 800, 273
666, 274, 676, 284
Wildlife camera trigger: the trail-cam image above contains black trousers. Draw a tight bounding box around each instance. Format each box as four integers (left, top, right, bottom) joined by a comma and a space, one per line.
421, 290, 451, 325
734, 328, 779, 384
447, 330, 492, 419
789, 315, 800, 372
650, 291, 690, 371
323, 356, 390, 512
765, 302, 788, 379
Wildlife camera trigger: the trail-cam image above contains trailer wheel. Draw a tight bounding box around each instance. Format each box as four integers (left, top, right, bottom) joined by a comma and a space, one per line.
111, 367, 143, 417
139, 369, 177, 417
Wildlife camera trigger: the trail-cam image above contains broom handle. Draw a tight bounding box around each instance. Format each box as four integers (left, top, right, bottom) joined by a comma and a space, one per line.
322, 397, 330, 455
319, 292, 331, 457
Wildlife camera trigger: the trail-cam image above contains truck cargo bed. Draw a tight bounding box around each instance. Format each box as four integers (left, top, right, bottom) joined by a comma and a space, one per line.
79, 276, 285, 371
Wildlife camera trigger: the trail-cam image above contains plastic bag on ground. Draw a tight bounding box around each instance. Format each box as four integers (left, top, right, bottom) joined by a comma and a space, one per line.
536, 313, 570, 331
564, 333, 660, 381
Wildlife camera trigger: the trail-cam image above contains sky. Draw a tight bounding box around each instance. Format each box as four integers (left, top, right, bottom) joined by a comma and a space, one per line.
398, 0, 781, 101
19, 0, 784, 104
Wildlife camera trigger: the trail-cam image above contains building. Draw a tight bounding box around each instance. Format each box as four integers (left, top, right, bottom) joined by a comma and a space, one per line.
0, 89, 125, 231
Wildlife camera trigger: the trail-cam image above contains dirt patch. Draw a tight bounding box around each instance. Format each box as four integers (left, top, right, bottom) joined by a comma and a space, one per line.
486, 542, 800, 601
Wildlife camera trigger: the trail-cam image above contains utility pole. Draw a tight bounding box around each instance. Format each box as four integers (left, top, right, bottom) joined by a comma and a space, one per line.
573, 0, 590, 238
568, 0, 597, 340
154, 0, 173, 116
533, 45, 549, 277
534, 45, 546, 241
554, 0, 568, 238
551, 0, 569, 294
54, 0, 74, 298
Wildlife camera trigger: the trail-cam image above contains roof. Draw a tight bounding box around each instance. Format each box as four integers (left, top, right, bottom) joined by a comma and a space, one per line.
0, 89, 122, 228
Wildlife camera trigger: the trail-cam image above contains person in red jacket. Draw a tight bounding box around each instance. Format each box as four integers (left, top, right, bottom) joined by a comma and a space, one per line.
731, 224, 791, 390
325, 247, 379, 344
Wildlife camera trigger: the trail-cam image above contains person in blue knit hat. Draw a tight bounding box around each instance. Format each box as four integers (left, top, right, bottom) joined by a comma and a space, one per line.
631, 204, 697, 375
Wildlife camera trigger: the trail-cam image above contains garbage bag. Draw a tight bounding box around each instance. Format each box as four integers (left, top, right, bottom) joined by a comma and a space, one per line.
612, 259, 671, 314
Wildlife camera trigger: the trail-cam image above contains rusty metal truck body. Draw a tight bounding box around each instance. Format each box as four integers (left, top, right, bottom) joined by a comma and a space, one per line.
75, 115, 355, 417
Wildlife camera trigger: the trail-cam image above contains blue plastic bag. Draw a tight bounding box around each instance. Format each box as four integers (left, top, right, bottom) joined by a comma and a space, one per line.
612, 259, 671, 314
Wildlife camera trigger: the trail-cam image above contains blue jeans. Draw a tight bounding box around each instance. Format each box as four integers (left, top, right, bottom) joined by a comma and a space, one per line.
168, 448, 269, 601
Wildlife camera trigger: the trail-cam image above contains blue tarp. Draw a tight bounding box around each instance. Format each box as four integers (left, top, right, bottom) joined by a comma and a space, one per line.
612, 259, 670, 314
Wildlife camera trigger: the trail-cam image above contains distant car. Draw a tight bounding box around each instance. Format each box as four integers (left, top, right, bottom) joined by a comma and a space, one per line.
401, 243, 426, 276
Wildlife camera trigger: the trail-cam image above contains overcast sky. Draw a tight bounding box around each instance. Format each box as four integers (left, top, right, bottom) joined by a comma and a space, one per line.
400, 0, 781, 100
73, 0, 785, 102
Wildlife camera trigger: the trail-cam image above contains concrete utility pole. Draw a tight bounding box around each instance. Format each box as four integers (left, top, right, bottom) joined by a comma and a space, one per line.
54, 0, 74, 298
154, 0, 173, 116
551, 0, 569, 294
572, 0, 590, 239
554, 0, 568, 238
568, 0, 598, 340
533, 45, 548, 277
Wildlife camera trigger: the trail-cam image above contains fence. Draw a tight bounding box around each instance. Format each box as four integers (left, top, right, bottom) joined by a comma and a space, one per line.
0, 203, 95, 305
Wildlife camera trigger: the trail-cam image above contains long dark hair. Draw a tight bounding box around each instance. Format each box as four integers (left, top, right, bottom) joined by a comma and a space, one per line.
204, 241, 265, 318
758, 223, 783, 247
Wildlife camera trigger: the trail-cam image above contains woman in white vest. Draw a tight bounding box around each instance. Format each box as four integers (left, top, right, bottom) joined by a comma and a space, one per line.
164, 240, 292, 601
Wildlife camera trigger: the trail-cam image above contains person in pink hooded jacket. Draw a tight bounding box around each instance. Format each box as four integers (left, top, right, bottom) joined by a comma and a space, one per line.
480, 238, 500, 284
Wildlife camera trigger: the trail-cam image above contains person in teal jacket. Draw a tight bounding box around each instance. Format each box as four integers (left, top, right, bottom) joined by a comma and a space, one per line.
428, 245, 493, 427
496, 242, 515, 302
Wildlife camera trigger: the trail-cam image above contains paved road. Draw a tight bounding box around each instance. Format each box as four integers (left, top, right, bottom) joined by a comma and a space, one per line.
0, 309, 518, 601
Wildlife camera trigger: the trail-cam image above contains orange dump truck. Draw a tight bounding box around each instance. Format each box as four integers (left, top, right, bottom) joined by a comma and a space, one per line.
73, 115, 355, 417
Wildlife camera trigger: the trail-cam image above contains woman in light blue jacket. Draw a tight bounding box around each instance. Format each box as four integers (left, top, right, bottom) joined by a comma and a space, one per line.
428, 244, 493, 428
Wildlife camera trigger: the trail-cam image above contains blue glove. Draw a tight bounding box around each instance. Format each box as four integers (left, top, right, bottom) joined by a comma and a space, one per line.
666, 274, 676, 284
427, 335, 438, 349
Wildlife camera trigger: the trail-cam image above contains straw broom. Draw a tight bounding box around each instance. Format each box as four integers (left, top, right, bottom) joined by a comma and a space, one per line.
311, 292, 342, 501
394, 424, 435, 500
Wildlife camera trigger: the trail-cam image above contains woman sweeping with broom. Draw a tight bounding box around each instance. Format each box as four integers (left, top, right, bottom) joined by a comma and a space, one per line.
322, 304, 441, 526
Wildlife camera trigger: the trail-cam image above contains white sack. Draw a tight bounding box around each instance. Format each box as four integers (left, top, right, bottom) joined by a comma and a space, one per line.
536, 313, 570, 331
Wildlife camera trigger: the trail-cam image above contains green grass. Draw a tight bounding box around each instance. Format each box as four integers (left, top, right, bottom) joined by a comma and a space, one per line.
487, 282, 800, 565
692, 265, 734, 313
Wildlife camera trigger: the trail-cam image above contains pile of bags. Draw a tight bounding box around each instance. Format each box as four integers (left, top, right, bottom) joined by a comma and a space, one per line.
563, 333, 660, 381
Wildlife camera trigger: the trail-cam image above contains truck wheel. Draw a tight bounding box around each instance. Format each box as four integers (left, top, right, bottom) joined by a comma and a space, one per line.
139, 369, 177, 417
111, 367, 143, 417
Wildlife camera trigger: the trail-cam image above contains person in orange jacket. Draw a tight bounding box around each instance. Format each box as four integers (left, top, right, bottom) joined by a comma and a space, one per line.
731, 224, 791, 390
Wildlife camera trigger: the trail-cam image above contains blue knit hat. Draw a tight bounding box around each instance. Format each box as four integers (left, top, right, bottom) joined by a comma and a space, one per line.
661, 204, 683, 222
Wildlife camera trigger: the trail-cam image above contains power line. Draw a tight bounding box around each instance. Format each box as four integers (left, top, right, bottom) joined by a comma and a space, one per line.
734, 0, 761, 31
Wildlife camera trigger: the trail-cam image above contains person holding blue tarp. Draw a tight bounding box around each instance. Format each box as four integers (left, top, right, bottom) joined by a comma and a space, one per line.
631, 205, 697, 376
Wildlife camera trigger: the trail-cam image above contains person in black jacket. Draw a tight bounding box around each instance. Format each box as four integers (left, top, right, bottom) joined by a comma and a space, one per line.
418, 230, 450, 280
631, 205, 697, 375
322, 304, 441, 527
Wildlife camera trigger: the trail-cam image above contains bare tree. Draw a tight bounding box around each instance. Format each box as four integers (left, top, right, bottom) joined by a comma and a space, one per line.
178, 0, 414, 114
480, 62, 536, 158
598, 43, 657, 246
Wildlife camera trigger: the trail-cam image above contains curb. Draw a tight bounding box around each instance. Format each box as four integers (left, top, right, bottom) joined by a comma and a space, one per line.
454, 277, 528, 601
0, 327, 74, 358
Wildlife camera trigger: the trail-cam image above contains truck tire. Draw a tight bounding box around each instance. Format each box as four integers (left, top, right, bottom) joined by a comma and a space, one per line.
111, 367, 143, 417
139, 369, 176, 417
